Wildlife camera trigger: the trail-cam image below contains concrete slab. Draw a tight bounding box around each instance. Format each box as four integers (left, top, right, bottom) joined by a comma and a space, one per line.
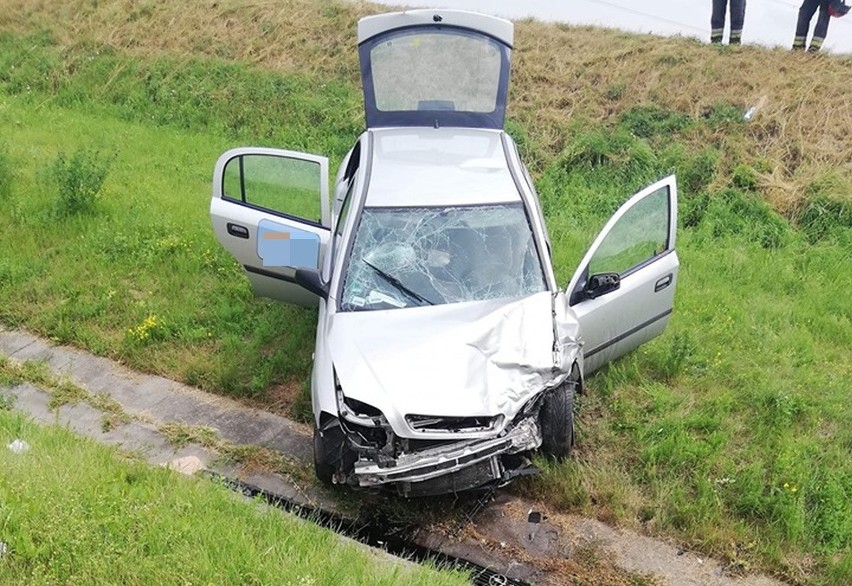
111, 377, 186, 414
2, 333, 311, 463
4, 382, 55, 426
58, 402, 106, 435
0, 329, 41, 357
3, 337, 56, 363
263, 426, 313, 462
54, 351, 132, 393
3, 382, 218, 471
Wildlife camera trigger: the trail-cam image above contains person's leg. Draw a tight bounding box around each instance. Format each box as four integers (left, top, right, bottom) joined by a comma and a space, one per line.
808, 3, 831, 51
793, 0, 818, 49
711, 0, 727, 43
730, 0, 746, 44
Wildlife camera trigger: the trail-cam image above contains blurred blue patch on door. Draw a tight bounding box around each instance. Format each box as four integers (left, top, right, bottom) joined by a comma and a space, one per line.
257, 219, 320, 269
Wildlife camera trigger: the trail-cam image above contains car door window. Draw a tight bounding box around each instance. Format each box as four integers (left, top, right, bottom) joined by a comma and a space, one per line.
223, 154, 323, 225
587, 186, 670, 277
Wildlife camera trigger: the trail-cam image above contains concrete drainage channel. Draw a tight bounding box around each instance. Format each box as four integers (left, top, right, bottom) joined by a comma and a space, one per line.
0, 328, 789, 586
208, 472, 529, 586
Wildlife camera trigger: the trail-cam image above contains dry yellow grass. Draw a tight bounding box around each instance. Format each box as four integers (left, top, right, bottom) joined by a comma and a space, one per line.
512, 23, 852, 214
0, 0, 849, 213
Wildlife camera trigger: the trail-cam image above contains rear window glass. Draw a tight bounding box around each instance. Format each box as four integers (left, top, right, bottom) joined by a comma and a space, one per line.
370, 30, 502, 114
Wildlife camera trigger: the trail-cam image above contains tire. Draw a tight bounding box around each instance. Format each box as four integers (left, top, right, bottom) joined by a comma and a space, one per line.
313, 420, 354, 486
539, 368, 579, 460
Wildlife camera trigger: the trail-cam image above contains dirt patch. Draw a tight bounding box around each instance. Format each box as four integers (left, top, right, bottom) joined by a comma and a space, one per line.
253, 379, 303, 415
420, 493, 662, 586
471, 495, 787, 586
237, 378, 312, 423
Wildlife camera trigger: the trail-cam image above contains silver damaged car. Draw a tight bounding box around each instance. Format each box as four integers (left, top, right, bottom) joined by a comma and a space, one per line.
210, 9, 680, 496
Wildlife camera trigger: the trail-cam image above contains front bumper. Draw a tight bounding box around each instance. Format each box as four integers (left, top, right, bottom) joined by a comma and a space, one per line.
353, 417, 541, 489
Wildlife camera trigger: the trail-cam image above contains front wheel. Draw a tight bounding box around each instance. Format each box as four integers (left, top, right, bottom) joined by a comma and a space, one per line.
313, 420, 355, 486
539, 368, 579, 460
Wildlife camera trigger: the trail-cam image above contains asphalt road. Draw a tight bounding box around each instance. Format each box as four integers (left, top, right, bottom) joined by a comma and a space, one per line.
369, 0, 852, 54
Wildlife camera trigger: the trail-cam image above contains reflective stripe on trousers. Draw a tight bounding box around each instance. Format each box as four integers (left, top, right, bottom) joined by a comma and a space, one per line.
795, 0, 831, 51
711, 0, 747, 41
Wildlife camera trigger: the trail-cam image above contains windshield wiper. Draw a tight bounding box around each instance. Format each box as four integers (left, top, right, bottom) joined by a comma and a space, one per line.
363, 260, 434, 306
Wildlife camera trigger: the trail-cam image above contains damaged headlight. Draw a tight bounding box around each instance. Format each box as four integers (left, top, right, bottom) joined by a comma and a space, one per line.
334, 372, 394, 461
335, 373, 388, 428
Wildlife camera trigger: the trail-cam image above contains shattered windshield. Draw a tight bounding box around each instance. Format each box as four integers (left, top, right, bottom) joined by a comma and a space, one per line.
341, 204, 546, 311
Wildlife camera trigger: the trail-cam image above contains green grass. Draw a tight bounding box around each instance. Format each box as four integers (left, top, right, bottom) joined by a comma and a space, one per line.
0, 13, 850, 586
0, 411, 467, 585
0, 141, 12, 199
525, 118, 852, 584
0, 93, 319, 402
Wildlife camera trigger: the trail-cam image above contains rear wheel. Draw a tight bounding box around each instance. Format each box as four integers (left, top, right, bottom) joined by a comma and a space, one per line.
312, 420, 355, 486
540, 367, 579, 459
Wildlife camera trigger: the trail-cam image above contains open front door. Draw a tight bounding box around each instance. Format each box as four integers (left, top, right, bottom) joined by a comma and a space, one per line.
210, 147, 331, 307
357, 9, 513, 129
566, 176, 679, 374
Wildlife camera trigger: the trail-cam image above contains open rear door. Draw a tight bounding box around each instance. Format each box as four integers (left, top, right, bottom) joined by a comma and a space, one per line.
358, 9, 513, 129
566, 176, 679, 374
210, 147, 331, 307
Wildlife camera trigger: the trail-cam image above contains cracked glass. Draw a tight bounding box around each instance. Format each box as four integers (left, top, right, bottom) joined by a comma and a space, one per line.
341, 204, 546, 311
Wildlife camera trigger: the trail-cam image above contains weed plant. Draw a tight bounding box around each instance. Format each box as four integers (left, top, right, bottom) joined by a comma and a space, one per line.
50, 148, 112, 216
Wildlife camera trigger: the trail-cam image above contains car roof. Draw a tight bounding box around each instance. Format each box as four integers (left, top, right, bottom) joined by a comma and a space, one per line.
364, 127, 522, 208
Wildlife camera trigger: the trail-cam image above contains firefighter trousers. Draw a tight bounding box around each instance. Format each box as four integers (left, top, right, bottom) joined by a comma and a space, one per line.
793, 0, 831, 51
711, 0, 747, 43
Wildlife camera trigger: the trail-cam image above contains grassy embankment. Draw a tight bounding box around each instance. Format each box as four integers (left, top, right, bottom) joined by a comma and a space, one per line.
0, 0, 850, 584
0, 407, 467, 585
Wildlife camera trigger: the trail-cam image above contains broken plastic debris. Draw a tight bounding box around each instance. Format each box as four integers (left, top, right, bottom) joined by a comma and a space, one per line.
0, 542, 7, 558
743, 96, 767, 122
527, 510, 542, 523
7, 439, 29, 454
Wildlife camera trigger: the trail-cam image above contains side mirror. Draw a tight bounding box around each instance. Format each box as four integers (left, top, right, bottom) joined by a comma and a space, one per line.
584, 272, 620, 299
295, 269, 329, 300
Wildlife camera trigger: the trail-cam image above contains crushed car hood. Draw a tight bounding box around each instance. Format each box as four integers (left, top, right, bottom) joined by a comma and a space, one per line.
327, 291, 582, 431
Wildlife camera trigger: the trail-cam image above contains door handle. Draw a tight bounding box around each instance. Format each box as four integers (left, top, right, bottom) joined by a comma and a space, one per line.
654, 274, 673, 292
227, 223, 250, 239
